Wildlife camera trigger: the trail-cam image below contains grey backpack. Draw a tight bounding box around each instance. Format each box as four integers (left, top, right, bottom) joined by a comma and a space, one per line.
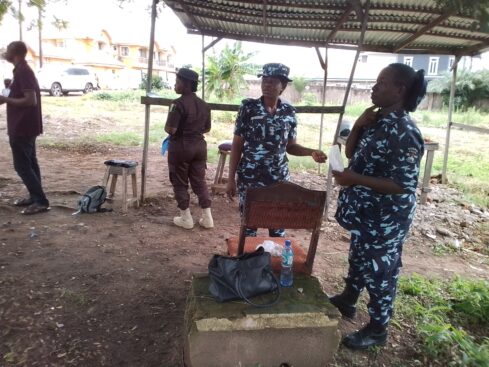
76, 185, 107, 213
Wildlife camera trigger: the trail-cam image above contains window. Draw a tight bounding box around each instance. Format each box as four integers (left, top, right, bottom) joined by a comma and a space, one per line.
428, 57, 439, 75
120, 46, 129, 56
76, 68, 89, 76
138, 48, 148, 58
98, 42, 105, 51
448, 57, 455, 70
358, 54, 368, 63
404, 56, 413, 67
55, 40, 66, 48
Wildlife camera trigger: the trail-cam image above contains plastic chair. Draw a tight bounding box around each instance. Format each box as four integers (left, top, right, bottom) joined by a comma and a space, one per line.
226, 181, 326, 275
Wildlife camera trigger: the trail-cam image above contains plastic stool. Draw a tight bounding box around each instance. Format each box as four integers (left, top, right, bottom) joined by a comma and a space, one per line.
211, 141, 232, 194
102, 160, 139, 212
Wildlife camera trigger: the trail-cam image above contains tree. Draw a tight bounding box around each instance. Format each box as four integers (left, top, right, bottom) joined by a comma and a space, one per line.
429, 69, 489, 111
0, 1, 10, 26
292, 76, 307, 101
204, 41, 258, 101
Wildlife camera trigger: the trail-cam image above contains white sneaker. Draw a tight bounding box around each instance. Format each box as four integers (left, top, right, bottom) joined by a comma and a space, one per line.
173, 208, 194, 229
198, 207, 214, 229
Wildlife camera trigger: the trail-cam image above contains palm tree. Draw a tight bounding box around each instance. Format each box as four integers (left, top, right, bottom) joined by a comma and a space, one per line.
205, 41, 258, 101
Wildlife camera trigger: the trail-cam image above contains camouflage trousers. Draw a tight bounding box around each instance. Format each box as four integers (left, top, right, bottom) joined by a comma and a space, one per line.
345, 228, 406, 326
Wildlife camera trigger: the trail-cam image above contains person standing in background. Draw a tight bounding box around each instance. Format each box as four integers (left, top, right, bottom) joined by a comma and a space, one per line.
0, 41, 49, 215
226, 63, 327, 237
330, 63, 427, 350
165, 68, 213, 230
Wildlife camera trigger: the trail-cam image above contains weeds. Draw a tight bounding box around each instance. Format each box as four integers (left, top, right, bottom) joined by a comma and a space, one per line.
432, 241, 459, 256
396, 274, 489, 366
60, 288, 89, 306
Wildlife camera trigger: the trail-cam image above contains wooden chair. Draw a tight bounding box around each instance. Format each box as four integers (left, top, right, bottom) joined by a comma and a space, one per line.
226, 181, 326, 275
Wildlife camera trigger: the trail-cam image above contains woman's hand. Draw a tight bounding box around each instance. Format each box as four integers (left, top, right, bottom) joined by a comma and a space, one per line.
312, 150, 327, 163
226, 178, 237, 201
354, 105, 378, 128
332, 169, 359, 187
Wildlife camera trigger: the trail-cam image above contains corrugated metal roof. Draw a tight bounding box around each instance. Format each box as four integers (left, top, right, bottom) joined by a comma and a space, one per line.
164, 0, 489, 55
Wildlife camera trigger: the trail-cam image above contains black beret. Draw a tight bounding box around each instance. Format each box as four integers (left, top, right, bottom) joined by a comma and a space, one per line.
177, 68, 199, 82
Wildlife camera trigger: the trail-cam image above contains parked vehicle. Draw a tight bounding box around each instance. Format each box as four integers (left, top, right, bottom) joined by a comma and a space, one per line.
36, 66, 98, 96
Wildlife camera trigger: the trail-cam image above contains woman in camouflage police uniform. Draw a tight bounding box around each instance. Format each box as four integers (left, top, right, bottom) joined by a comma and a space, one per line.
226, 63, 326, 236
331, 63, 427, 350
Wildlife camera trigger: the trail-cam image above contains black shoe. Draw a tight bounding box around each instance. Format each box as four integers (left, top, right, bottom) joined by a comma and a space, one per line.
329, 294, 357, 318
21, 202, 50, 215
14, 197, 34, 207
342, 323, 388, 350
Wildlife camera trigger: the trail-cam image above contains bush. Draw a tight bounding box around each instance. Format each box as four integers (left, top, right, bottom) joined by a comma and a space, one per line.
300, 92, 318, 106
429, 70, 489, 111
140, 73, 167, 90
89, 90, 143, 102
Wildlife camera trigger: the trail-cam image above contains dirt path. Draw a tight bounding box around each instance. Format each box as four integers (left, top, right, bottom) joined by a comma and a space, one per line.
0, 127, 488, 365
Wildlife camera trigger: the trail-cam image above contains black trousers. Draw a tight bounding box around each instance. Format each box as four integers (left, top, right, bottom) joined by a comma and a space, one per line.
9, 135, 49, 206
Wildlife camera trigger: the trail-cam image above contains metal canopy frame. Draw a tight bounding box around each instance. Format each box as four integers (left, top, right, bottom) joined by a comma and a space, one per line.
140, 0, 489, 203
164, 0, 489, 56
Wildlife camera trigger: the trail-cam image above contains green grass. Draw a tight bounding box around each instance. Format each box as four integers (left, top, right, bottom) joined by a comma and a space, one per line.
412, 107, 489, 129
395, 274, 489, 366
39, 94, 489, 208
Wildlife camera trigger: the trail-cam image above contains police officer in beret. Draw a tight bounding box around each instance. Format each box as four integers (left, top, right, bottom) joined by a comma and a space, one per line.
164, 68, 213, 229
226, 63, 327, 237
331, 63, 427, 349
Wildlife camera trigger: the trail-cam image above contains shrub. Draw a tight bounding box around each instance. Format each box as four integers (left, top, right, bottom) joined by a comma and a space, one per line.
140, 73, 166, 90
429, 70, 489, 111
300, 92, 318, 106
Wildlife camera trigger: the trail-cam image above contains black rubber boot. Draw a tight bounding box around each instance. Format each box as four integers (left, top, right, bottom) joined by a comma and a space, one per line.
328, 284, 360, 319
342, 322, 388, 350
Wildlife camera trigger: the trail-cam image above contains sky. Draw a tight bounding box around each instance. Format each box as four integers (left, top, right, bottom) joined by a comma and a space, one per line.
0, 0, 358, 78
1, 0, 487, 78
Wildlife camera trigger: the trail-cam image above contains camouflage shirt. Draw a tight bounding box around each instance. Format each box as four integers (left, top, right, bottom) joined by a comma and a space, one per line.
335, 110, 424, 238
234, 97, 297, 186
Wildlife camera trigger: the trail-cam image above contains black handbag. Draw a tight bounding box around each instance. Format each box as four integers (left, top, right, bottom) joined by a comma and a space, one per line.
208, 248, 281, 307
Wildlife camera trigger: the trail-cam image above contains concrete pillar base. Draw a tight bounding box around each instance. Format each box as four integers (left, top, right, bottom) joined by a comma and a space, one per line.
184, 274, 341, 367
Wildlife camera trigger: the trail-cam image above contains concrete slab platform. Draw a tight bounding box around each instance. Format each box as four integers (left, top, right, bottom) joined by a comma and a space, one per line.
184, 274, 341, 367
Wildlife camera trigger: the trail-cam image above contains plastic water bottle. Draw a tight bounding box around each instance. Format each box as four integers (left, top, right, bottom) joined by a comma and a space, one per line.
280, 240, 293, 287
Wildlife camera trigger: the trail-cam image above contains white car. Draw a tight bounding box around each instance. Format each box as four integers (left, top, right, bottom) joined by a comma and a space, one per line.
37, 66, 98, 96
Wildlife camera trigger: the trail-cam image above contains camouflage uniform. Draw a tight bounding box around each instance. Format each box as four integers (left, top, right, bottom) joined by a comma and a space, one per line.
234, 96, 297, 237
335, 110, 424, 326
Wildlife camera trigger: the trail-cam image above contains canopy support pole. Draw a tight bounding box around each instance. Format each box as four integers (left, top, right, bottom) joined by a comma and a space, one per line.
140, 0, 159, 203
201, 37, 222, 100
201, 35, 205, 99
442, 55, 460, 184
315, 46, 329, 174
324, 0, 370, 218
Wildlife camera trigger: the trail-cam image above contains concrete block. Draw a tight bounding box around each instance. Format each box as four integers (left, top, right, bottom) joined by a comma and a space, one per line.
184, 275, 341, 367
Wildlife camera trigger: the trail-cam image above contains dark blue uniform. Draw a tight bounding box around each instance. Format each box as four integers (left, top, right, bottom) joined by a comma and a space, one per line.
234, 96, 297, 236
335, 110, 424, 326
